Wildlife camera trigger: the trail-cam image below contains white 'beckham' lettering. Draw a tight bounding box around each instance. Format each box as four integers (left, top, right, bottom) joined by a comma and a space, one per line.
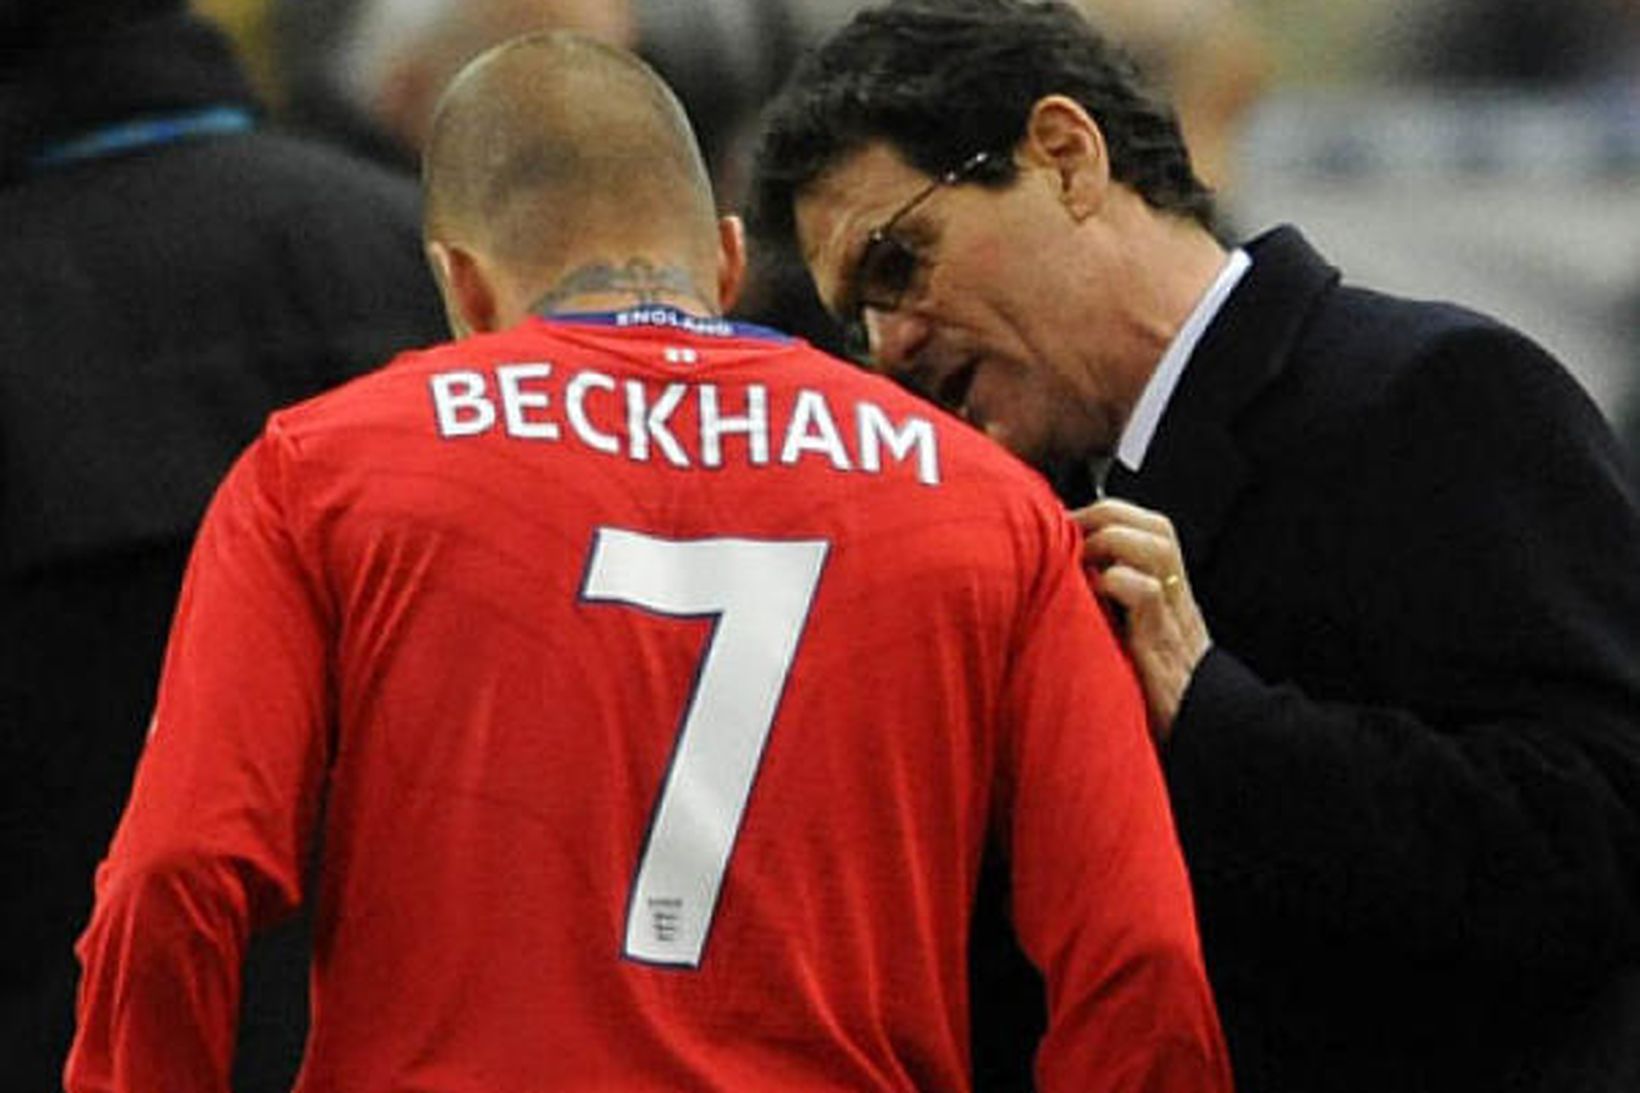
781, 390, 851, 471
429, 371, 494, 436
498, 364, 558, 440
626, 379, 690, 467
429, 363, 940, 485
699, 384, 770, 467
565, 371, 619, 454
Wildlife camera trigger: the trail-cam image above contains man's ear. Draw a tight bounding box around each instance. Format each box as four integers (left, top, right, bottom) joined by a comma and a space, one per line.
426, 239, 500, 337
716, 214, 748, 312
1021, 94, 1111, 221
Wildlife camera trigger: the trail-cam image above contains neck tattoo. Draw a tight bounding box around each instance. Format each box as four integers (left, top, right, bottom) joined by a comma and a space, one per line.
531, 258, 706, 314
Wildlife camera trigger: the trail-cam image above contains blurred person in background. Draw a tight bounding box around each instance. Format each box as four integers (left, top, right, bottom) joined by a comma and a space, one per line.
1400, 0, 1639, 88
271, 0, 812, 200
193, 0, 283, 106
0, 0, 444, 1087
752, 1, 1640, 1090
272, 0, 636, 171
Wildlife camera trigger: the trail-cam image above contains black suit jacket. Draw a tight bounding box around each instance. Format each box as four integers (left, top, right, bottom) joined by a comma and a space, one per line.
1102, 226, 1640, 1092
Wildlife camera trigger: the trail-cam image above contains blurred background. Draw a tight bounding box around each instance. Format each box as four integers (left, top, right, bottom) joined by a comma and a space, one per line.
194, 0, 1640, 437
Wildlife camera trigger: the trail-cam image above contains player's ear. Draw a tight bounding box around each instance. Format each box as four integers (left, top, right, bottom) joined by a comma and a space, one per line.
426, 240, 500, 337
715, 214, 747, 312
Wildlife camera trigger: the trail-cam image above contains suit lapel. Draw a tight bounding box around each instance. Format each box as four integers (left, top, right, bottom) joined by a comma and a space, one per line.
1105, 227, 1340, 572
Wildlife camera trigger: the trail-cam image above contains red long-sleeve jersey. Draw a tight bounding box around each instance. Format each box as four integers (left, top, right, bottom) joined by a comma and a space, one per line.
66, 311, 1228, 1092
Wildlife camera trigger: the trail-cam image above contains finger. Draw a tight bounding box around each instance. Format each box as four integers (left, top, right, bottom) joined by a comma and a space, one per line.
1083, 523, 1176, 573
1072, 497, 1176, 537
1093, 562, 1172, 613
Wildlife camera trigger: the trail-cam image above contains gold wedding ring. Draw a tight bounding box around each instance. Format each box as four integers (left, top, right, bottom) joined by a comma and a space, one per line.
1160, 572, 1183, 595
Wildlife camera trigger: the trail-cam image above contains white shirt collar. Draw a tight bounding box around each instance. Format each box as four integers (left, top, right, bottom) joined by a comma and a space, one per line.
1114, 248, 1251, 472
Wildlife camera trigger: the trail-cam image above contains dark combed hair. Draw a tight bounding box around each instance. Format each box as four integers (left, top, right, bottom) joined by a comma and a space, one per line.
750, 0, 1214, 250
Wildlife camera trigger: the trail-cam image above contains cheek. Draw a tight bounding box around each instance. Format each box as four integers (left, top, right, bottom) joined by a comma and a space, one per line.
969, 234, 1010, 275
974, 249, 1078, 363
965, 241, 1047, 325
976, 206, 1072, 292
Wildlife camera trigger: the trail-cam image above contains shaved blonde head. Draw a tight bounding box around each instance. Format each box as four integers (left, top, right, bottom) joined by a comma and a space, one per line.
423, 32, 718, 286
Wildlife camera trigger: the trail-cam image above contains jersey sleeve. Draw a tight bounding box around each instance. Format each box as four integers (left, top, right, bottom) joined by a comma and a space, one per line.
999, 506, 1230, 1093
65, 422, 332, 1093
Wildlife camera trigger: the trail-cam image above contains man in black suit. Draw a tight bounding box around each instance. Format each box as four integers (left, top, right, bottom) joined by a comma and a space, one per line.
751, 2, 1640, 1090
0, 1, 445, 1087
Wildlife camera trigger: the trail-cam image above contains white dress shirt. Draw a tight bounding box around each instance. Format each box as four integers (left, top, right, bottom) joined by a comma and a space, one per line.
1113, 248, 1251, 473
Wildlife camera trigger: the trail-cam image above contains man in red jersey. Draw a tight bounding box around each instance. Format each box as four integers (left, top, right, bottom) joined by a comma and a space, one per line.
65, 32, 1229, 1093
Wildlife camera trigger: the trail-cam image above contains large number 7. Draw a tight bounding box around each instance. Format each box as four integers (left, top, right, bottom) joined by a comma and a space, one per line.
581, 527, 830, 968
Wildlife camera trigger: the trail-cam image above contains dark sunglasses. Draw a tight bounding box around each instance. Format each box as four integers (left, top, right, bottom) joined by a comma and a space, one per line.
840, 150, 995, 359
